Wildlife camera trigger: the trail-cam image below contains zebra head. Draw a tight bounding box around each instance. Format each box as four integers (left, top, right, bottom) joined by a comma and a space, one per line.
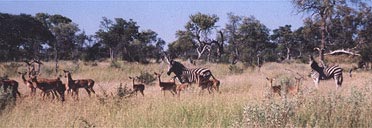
166, 60, 186, 76
309, 55, 322, 71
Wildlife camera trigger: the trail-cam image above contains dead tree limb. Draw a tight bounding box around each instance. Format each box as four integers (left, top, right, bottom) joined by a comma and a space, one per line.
324, 49, 361, 56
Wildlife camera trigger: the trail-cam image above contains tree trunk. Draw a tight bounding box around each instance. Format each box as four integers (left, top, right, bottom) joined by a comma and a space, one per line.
286, 47, 291, 60
54, 42, 59, 74
109, 47, 114, 61
319, 15, 327, 67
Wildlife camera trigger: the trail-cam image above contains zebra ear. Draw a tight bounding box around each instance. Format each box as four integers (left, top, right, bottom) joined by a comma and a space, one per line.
162, 52, 171, 65
309, 55, 314, 61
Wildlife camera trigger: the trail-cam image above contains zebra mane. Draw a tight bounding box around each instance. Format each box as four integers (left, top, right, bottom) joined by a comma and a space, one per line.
310, 59, 324, 74
172, 60, 187, 70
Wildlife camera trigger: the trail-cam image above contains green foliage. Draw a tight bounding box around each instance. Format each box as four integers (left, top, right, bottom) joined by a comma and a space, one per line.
0, 92, 16, 114
0, 13, 53, 61
109, 61, 121, 68
116, 83, 133, 98
137, 71, 156, 85
228, 64, 244, 74
96, 17, 165, 63
0, 63, 22, 77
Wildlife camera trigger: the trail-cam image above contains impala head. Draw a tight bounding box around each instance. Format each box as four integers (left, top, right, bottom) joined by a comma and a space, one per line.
266, 77, 276, 86
29, 75, 38, 82
63, 70, 71, 78
295, 77, 302, 83
154, 72, 163, 78
18, 72, 27, 76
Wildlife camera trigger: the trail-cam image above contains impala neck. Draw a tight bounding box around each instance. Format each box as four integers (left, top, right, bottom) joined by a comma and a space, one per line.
67, 73, 73, 82
157, 75, 162, 84
20, 73, 27, 83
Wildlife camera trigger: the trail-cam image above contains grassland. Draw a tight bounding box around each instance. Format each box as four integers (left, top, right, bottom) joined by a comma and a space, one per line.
0, 60, 371, 127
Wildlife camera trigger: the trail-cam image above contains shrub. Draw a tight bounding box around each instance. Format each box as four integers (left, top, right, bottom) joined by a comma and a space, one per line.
137, 71, 156, 85
110, 61, 121, 68
228, 64, 244, 74
116, 83, 133, 98
1, 62, 22, 77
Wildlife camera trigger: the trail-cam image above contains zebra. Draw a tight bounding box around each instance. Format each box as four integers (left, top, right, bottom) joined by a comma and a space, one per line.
309, 55, 343, 89
164, 57, 215, 85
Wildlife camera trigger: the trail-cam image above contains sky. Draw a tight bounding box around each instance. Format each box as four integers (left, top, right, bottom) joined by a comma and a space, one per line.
0, 0, 308, 43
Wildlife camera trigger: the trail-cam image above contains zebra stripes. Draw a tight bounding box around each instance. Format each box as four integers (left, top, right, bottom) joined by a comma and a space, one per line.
309, 56, 343, 89
166, 60, 214, 84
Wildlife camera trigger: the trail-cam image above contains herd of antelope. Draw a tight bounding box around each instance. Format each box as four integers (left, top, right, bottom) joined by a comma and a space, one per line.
0, 57, 222, 102
0, 59, 98, 102
0, 54, 347, 102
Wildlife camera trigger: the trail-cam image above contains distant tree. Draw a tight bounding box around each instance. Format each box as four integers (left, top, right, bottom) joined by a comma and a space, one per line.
356, 3, 372, 67
96, 17, 164, 63
0, 13, 53, 61
35, 13, 80, 73
224, 13, 242, 64
234, 16, 272, 65
292, 0, 364, 65
184, 12, 223, 61
96, 17, 139, 61
271, 25, 295, 60
167, 30, 195, 59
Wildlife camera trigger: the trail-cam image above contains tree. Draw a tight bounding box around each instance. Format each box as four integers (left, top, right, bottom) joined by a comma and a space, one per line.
224, 13, 242, 64
168, 30, 195, 59
292, 0, 343, 65
96, 17, 164, 63
234, 16, 272, 65
0, 13, 53, 61
271, 25, 295, 60
35, 13, 80, 73
184, 12, 223, 61
96, 17, 139, 61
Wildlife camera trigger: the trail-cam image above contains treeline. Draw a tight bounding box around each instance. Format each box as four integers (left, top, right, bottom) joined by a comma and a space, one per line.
1, 0, 372, 66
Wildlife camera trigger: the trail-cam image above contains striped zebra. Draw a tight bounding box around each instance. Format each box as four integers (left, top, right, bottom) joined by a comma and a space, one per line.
309, 56, 343, 89
164, 59, 215, 85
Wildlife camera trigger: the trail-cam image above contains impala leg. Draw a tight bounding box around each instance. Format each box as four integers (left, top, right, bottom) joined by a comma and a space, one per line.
90, 87, 96, 94
140, 90, 144, 96
85, 88, 91, 97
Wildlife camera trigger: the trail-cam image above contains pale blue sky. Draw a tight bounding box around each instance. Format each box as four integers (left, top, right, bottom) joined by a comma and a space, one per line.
0, 0, 307, 43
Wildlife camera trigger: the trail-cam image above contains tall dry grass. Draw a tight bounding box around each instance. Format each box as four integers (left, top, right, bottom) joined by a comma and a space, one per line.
0, 60, 371, 127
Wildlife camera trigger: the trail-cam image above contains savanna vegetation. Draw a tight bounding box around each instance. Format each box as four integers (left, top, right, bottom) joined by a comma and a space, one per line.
0, 59, 370, 127
1, 0, 372, 127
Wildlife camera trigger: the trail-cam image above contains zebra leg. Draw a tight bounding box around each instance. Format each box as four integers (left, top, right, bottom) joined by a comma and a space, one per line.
312, 76, 319, 89
335, 75, 343, 90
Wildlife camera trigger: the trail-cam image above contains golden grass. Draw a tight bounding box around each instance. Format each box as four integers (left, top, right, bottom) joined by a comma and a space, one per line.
0, 60, 371, 127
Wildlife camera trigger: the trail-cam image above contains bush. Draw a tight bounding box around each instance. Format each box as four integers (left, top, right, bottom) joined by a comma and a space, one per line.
137, 71, 157, 85
242, 87, 372, 127
110, 61, 121, 68
1, 62, 22, 77
228, 64, 244, 74
116, 83, 133, 98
